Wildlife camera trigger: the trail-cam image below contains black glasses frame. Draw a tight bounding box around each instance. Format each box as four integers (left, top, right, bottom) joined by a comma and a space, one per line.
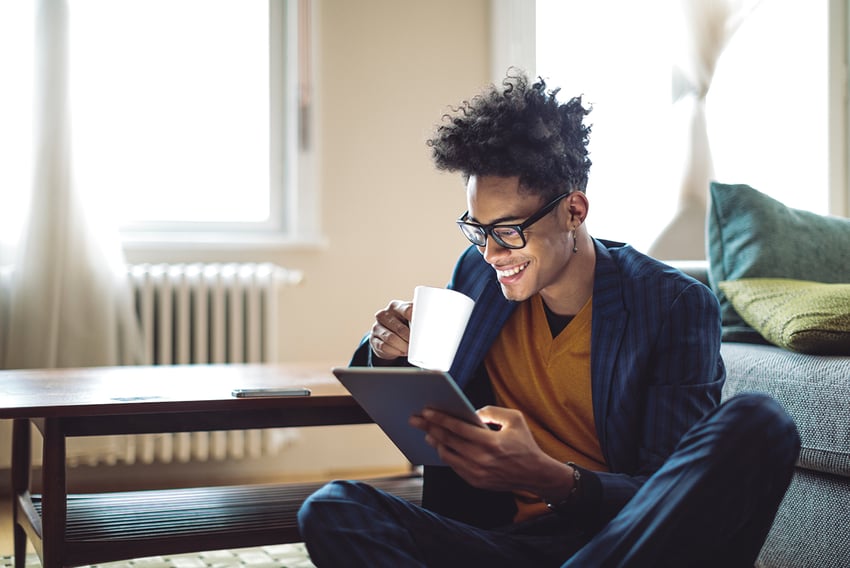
456, 192, 571, 250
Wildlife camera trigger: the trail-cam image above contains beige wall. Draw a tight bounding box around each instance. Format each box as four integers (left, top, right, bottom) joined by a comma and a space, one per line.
275, 0, 491, 364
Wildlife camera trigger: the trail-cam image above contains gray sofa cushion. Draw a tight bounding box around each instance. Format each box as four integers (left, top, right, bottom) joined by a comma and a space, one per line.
756, 468, 850, 568
721, 343, 850, 477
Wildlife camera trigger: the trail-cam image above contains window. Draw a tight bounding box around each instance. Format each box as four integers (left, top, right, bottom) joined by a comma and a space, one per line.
706, 0, 829, 214
0, 0, 318, 252
536, 0, 675, 253
524, 0, 833, 253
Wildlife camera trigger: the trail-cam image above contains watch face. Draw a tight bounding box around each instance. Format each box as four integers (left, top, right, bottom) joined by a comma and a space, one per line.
545, 497, 571, 513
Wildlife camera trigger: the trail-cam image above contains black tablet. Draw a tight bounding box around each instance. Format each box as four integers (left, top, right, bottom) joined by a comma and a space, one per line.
332, 366, 485, 466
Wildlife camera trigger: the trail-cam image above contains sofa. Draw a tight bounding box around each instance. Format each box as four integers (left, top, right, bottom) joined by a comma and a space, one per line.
667, 182, 850, 568
671, 260, 850, 568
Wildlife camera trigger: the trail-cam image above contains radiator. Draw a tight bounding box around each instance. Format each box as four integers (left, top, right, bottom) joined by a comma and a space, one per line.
110, 262, 304, 466
129, 263, 302, 366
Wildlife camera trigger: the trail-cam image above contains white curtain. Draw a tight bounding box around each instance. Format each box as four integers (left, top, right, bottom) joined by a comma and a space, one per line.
1, 0, 142, 370
0, 0, 143, 466
648, 0, 761, 260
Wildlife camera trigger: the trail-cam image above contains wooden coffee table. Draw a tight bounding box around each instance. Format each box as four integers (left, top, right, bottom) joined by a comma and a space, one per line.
0, 363, 422, 568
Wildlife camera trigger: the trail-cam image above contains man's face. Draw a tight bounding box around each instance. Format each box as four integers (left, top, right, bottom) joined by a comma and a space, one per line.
465, 175, 575, 302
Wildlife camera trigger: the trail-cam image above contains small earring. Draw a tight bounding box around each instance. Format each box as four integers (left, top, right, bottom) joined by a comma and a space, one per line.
572, 229, 579, 254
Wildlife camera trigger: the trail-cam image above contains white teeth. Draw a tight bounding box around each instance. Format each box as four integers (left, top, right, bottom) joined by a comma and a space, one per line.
496, 263, 528, 278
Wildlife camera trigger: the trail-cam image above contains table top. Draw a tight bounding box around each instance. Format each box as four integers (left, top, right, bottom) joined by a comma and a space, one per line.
0, 362, 356, 419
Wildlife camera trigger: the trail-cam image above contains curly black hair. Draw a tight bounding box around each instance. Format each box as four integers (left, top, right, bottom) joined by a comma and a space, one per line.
427, 70, 592, 199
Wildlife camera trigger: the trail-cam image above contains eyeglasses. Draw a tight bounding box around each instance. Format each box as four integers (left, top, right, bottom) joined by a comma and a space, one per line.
456, 192, 571, 250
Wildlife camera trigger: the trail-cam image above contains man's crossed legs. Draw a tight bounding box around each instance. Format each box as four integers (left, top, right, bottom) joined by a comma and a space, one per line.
299, 393, 800, 568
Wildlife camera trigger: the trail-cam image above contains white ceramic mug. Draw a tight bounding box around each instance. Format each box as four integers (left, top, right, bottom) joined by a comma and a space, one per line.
407, 286, 475, 372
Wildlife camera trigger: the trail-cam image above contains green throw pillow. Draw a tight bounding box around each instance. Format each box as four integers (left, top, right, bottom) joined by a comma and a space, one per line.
708, 182, 850, 343
718, 278, 850, 355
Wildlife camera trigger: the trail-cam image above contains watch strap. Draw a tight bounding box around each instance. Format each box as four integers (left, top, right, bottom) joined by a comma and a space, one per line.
544, 461, 581, 513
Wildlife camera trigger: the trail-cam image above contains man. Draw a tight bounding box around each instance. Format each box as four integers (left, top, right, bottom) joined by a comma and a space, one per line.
298, 71, 799, 567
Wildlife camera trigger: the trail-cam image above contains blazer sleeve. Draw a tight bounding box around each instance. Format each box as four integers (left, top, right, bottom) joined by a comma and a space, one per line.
349, 333, 373, 366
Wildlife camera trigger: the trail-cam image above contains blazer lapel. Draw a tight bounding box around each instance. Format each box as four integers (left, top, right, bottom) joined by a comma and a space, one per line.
590, 240, 629, 459
449, 259, 516, 390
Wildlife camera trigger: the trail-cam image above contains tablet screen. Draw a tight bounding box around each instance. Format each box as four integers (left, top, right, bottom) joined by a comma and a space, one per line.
332, 366, 484, 466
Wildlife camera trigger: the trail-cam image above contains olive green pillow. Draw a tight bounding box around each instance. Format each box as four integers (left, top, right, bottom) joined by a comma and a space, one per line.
718, 278, 850, 355
708, 182, 850, 343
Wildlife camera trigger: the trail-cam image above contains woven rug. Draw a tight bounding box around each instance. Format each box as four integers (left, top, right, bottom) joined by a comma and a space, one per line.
0, 544, 316, 568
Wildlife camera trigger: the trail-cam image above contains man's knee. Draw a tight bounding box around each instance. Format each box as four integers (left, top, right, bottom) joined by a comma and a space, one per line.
718, 393, 801, 465
298, 480, 367, 536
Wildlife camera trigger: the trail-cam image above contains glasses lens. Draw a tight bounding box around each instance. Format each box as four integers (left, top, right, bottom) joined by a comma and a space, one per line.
458, 223, 487, 246
491, 227, 524, 249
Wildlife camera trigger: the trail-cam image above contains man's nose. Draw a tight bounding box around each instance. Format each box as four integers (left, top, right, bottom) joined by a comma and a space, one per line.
481, 236, 510, 263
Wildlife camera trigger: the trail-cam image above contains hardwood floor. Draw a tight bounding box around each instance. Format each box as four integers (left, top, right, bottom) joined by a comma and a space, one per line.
1, 495, 21, 557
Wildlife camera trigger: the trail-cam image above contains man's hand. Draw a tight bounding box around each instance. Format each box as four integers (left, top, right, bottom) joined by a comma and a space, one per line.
369, 300, 413, 361
410, 406, 574, 497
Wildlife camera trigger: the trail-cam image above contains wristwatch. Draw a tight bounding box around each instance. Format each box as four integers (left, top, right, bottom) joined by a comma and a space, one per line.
544, 462, 582, 513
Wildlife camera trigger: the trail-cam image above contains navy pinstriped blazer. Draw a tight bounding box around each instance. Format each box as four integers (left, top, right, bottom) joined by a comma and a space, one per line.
351, 238, 725, 529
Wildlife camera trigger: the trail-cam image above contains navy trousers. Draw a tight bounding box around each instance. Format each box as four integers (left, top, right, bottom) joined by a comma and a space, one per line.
298, 393, 800, 567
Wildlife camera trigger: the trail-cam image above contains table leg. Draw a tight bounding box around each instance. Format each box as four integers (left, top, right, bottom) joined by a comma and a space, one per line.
11, 419, 30, 568
40, 418, 67, 568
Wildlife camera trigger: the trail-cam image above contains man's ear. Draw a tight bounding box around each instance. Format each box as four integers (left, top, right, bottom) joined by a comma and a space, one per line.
565, 191, 589, 225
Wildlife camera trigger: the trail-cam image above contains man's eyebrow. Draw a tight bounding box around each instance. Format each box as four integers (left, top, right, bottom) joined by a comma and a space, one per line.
466, 212, 525, 225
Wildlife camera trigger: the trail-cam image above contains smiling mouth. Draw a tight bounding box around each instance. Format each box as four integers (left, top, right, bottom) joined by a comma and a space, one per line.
495, 262, 529, 279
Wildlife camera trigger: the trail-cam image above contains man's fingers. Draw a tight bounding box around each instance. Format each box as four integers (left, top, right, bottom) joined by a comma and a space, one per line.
420, 409, 494, 443
476, 405, 521, 428
374, 302, 412, 338
369, 300, 415, 360
370, 326, 405, 359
